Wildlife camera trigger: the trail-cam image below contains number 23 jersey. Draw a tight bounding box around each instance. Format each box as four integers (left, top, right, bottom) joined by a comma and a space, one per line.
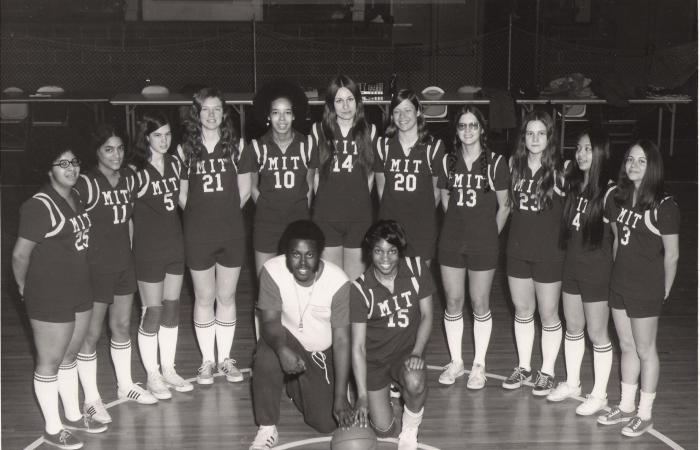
350, 257, 435, 364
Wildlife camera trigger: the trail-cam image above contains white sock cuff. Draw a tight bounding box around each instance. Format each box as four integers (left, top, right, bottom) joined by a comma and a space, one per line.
593, 342, 613, 352
195, 319, 216, 329
59, 360, 77, 371
543, 322, 562, 332
444, 311, 463, 321
565, 331, 585, 341
110, 339, 132, 350
215, 319, 236, 327
473, 311, 492, 321
515, 314, 534, 324
34, 372, 58, 383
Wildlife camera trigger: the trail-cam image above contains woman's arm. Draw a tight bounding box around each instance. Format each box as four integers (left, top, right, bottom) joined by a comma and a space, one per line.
432, 176, 440, 207
250, 172, 260, 203
12, 237, 37, 297
610, 222, 619, 260
351, 321, 369, 427
661, 233, 679, 300
439, 189, 450, 213
331, 324, 353, 428
237, 172, 252, 208
177, 145, 188, 209
367, 171, 375, 193
410, 295, 433, 359
306, 168, 316, 208
374, 172, 385, 201
495, 189, 511, 234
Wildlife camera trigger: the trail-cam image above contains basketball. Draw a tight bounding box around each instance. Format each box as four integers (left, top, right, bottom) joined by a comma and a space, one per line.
331, 425, 378, 450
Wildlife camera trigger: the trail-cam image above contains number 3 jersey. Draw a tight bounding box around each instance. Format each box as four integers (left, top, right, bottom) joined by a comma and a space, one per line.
132, 154, 184, 261
606, 190, 680, 300
437, 151, 509, 255
310, 122, 378, 224
507, 164, 566, 262
375, 135, 444, 250
183, 140, 253, 244
350, 257, 435, 365
74, 167, 136, 274
18, 185, 92, 303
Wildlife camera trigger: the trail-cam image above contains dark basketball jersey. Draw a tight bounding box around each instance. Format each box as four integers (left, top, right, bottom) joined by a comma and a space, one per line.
183, 139, 252, 243
607, 191, 680, 299
132, 154, 184, 260
374, 135, 444, 242
507, 164, 566, 262
311, 122, 377, 223
437, 151, 509, 255
246, 130, 315, 224
19, 185, 92, 303
350, 257, 435, 364
74, 167, 136, 274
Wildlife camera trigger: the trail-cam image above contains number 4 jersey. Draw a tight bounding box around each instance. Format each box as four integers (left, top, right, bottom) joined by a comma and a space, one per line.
18, 185, 92, 304
350, 257, 435, 365
74, 167, 136, 274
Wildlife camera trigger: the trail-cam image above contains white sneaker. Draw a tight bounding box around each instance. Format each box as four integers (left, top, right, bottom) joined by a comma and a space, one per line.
197, 361, 216, 385
117, 383, 158, 405
83, 398, 112, 424
218, 358, 244, 383
438, 360, 465, 385
397, 426, 419, 450
466, 364, 487, 390
162, 366, 194, 392
576, 394, 608, 416
546, 381, 581, 402
147, 371, 172, 400
249, 425, 278, 450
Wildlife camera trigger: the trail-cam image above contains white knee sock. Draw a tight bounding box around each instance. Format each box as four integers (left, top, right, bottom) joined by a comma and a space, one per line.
194, 319, 216, 363
110, 339, 134, 388
541, 322, 562, 376
138, 327, 159, 373
76, 352, 100, 404
619, 381, 638, 412
443, 311, 463, 364
514, 315, 535, 371
591, 342, 613, 399
158, 325, 178, 369
215, 319, 236, 363
34, 372, 62, 434
472, 311, 492, 367
637, 391, 656, 420
58, 361, 82, 422
564, 331, 585, 387
402, 406, 424, 430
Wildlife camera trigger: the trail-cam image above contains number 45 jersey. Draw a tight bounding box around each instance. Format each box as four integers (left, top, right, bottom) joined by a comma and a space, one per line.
74, 167, 136, 274
132, 154, 184, 262
350, 257, 435, 365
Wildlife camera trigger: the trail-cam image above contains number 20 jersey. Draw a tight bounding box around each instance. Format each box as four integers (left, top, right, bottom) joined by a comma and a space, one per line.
132, 154, 184, 261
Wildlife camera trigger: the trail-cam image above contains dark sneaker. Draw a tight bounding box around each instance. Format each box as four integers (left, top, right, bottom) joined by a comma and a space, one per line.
64, 415, 108, 434
43, 429, 83, 449
502, 367, 532, 389
621, 416, 653, 437
597, 406, 636, 425
532, 371, 555, 396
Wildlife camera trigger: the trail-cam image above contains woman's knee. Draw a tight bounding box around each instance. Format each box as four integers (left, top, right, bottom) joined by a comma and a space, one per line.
160, 300, 180, 327
401, 367, 427, 398
470, 295, 490, 316
445, 295, 465, 314
586, 322, 609, 345
140, 306, 163, 333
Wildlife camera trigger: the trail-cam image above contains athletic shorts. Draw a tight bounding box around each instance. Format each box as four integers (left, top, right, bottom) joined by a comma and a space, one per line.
91, 267, 137, 304
405, 237, 436, 261
507, 256, 563, 284
366, 351, 410, 391
254, 220, 300, 254
25, 296, 92, 323
135, 255, 185, 283
439, 247, 498, 271
185, 238, 244, 270
316, 220, 370, 249
562, 264, 609, 303
609, 290, 662, 319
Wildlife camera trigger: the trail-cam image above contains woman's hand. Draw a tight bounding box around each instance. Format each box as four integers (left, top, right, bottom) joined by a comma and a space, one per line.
353, 395, 369, 428
404, 354, 425, 371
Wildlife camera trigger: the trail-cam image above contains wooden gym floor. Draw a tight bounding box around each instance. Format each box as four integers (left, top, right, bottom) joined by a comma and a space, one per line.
1, 179, 697, 450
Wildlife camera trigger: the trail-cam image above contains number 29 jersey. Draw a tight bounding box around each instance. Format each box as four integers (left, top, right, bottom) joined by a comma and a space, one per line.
19, 185, 92, 304
132, 154, 184, 262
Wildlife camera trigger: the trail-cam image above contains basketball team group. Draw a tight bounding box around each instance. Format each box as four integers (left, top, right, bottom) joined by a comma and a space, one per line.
12, 74, 679, 450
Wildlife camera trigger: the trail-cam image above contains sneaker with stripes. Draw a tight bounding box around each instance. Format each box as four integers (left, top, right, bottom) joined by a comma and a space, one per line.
83, 398, 112, 424
249, 425, 278, 450
118, 383, 158, 404
64, 415, 108, 434
218, 358, 244, 383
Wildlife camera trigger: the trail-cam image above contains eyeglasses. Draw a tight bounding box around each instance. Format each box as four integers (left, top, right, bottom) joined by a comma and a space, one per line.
52, 158, 81, 169
457, 122, 480, 131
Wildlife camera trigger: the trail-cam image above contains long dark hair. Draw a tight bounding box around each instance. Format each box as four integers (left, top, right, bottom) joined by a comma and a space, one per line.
560, 128, 611, 249
509, 110, 561, 209
447, 106, 491, 193
319, 74, 373, 176
89, 122, 127, 169
181, 87, 239, 168
613, 139, 665, 211
385, 89, 430, 145
129, 110, 171, 171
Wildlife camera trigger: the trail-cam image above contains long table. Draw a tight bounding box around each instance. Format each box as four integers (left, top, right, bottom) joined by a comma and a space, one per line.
0, 92, 110, 123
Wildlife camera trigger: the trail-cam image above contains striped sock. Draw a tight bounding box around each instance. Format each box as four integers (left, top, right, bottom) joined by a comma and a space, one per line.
514, 315, 535, 372
77, 352, 100, 404
194, 319, 216, 363
58, 360, 81, 422
34, 372, 61, 434
564, 331, 585, 387
110, 339, 134, 389
591, 342, 613, 399
158, 325, 179, 369
473, 311, 492, 367
215, 319, 236, 363
541, 322, 563, 376
443, 311, 464, 365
